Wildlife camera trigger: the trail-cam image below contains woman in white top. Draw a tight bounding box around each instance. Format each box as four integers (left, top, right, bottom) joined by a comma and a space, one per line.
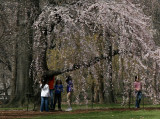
40, 77, 50, 112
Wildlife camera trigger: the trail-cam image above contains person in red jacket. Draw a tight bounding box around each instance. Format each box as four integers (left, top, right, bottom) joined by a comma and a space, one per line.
48, 75, 55, 109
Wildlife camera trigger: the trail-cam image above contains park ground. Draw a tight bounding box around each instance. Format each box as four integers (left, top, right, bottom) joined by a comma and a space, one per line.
1, 104, 160, 119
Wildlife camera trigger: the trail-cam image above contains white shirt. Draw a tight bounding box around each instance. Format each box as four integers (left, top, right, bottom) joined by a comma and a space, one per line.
40, 84, 50, 97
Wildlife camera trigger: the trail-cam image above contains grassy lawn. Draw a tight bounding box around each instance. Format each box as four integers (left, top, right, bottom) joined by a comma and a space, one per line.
0, 107, 27, 111
60, 103, 160, 110
1, 104, 160, 119
33, 110, 160, 119
1, 103, 160, 111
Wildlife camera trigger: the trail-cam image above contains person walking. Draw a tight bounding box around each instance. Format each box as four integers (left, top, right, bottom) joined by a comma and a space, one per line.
65, 76, 73, 111
134, 76, 142, 108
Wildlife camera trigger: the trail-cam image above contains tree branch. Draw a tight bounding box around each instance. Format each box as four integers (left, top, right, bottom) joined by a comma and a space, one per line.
46, 49, 119, 77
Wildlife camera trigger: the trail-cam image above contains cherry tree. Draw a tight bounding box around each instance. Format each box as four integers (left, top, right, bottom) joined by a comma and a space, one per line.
33, 0, 159, 104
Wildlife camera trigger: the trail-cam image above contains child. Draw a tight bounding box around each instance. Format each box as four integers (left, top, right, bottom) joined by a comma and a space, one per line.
134, 76, 142, 108
66, 76, 73, 111
40, 76, 50, 112
53, 79, 63, 111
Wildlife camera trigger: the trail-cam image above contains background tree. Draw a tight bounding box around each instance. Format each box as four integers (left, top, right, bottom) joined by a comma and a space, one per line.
0, 0, 160, 107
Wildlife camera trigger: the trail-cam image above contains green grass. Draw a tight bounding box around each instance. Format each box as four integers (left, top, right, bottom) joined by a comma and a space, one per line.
61, 103, 123, 110
0, 107, 27, 110
1, 103, 160, 111
33, 110, 160, 119
1, 103, 160, 119
61, 103, 160, 110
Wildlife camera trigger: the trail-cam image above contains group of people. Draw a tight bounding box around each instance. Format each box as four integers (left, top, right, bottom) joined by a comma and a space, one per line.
40, 75, 142, 112
39, 75, 73, 112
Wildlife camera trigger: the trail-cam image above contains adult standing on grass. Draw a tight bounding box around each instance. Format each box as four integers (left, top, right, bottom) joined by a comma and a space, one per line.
48, 75, 55, 109
40, 76, 50, 112
134, 76, 142, 108
53, 79, 63, 111
65, 75, 73, 111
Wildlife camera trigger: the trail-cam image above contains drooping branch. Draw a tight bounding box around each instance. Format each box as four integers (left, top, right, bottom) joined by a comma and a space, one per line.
46, 55, 106, 76
46, 49, 119, 77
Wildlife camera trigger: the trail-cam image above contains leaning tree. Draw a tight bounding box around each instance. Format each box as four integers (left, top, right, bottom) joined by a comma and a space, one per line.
32, 0, 160, 104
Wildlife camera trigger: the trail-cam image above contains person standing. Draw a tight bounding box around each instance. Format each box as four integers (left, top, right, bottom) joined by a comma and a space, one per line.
40, 77, 50, 112
65, 76, 73, 111
134, 76, 142, 108
53, 79, 63, 111
48, 75, 55, 109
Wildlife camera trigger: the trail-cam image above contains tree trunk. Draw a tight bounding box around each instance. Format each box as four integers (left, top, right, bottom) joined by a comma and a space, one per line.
8, 0, 39, 106
94, 84, 99, 103
99, 76, 104, 103
10, 39, 18, 104
108, 44, 115, 103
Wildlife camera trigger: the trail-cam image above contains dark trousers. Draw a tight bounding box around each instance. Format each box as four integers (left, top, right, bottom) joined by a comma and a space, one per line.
135, 91, 142, 108
53, 93, 61, 109
49, 89, 54, 108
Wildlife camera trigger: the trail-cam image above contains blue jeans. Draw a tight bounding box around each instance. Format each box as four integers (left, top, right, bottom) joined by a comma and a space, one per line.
135, 91, 142, 108
41, 97, 49, 112
49, 89, 54, 108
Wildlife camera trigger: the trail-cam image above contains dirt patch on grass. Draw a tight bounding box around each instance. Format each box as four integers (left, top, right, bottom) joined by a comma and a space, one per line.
0, 107, 160, 119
